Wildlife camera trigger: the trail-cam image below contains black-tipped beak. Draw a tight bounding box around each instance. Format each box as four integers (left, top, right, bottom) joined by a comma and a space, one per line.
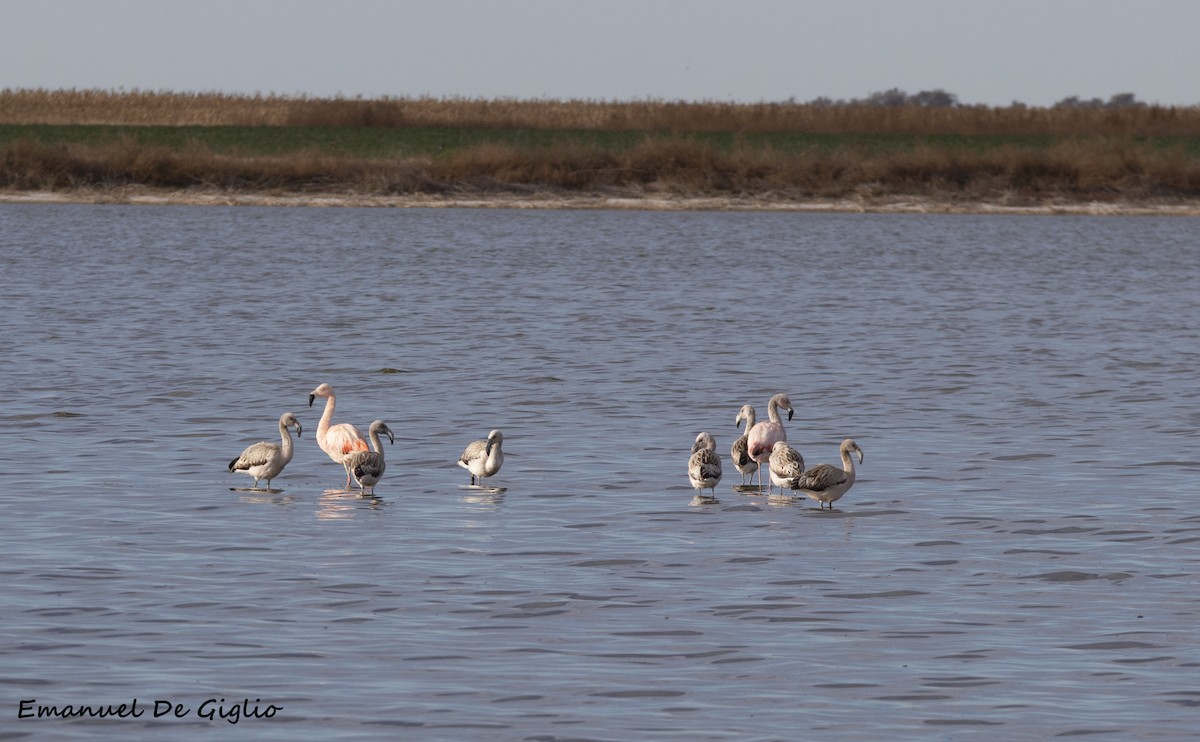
297, 425, 303, 438
387, 430, 395, 445
308, 394, 316, 407
787, 409, 794, 421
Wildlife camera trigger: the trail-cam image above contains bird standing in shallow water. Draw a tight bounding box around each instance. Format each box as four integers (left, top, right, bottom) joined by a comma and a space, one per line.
344, 420, 394, 495
746, 393, 793, 486
788, 438, 864, 509
688, 431, 723, 501
730, 404, 758, 486
228, 412, 302, 490
458, 429, 505, 486
308, 382, 368, 489
767, 440, 805, 496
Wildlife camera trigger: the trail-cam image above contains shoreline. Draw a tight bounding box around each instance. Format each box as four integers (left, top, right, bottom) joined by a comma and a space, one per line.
4, 188, 1200, 216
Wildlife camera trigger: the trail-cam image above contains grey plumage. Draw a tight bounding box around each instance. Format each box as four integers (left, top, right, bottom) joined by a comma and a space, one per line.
458, 429, 505, 485
767, 440, 805, 495
731, 404, 758, 485
344, 420, 394, 495
229, 412, 302, 490
688, 431, 722, 499
788, 438, 864, 508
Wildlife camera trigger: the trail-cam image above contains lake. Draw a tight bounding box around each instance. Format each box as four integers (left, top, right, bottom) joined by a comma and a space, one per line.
1, 203, 1197, 739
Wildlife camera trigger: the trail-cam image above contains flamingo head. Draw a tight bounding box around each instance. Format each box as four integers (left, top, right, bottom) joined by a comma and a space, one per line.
775, 393, 794, 421
369, 420, 395, 445
308, 382, 333, 407
842, 439, 864, 464
282, 412, 303, 438
485, 429, 504, 454
735, 405, 755, 430
692, 431, 716, 453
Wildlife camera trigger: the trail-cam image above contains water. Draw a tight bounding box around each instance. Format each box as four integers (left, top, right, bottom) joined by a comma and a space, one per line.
2, 203, 1198, 739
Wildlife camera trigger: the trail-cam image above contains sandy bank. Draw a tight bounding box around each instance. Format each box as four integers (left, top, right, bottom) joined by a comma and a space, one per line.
3, 188, 1200, 216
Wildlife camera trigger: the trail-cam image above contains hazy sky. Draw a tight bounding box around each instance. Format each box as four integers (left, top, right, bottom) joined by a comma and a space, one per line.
3, 0, 1197, 107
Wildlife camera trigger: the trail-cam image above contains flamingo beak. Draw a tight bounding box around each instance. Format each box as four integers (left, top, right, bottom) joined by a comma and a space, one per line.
387, 429, 395, 445
787, 409, 794, 421
308, 394, 316, 407
296, 424, 303, 438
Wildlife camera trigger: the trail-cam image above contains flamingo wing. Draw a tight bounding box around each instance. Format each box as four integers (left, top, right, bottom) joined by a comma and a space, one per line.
770, 445, 805, 481
792, 463, 848, 493
458, 438, 487, 467
325, 423, 368, 457
230, 441, 277, 472
348, 450, 386, 484
689, 449, 722, 483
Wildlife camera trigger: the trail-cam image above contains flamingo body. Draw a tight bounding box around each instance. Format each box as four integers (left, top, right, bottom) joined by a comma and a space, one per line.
308, 382, 368, 488
746, 393, 794, 484
345, 420, 394, 495
458, 429, 505, 485
788, 438, 864, 508
688, 431, 723, 499
767, 440, 805, 495
229, 412, 302, 490
730, 404, 758, 485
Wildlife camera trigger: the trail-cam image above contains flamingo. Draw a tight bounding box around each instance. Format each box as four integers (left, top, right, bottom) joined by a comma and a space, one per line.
730, 404, 758, 486
344, 420, 394, 495
688, 431, 723, 500
308, 382, 368, 489
228, 412, 302, 490
787, 438, 864, 509
767, 440, 805, 496
746, 393, 794, 486
458, 429, 505, 486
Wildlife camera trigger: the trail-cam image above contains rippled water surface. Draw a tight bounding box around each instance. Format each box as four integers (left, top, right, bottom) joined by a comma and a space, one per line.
2, 203, 1198, 739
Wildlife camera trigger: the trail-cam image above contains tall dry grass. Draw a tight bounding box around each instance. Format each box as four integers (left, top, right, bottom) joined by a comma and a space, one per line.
6, 134, 1198, 201
4, 88, 1200, 136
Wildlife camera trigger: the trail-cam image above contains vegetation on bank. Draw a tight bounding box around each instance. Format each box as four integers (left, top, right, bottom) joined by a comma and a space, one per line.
2, 89, 1199, 203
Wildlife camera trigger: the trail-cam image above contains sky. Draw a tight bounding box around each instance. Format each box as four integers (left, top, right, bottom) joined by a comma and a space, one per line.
2, 0, 1198, 108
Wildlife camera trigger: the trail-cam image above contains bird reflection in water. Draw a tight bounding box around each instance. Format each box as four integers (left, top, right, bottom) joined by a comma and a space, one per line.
317, 489, 386, 520
458, 486, 506, 521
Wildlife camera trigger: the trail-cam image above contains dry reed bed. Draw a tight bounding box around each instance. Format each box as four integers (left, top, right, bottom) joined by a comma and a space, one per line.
3, 89, 1200, 203
5, 135, 1199, 202
5, 88, 1200, 136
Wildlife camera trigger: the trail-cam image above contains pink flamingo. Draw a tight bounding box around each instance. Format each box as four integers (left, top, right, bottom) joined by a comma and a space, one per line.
746, 392, 794, 487
308, 383, 368, 489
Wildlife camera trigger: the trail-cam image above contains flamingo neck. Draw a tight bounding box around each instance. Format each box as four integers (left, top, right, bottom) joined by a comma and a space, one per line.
369, 430, 386, 455
316, 395, 335, 441
279, 420, 295, 460
766, 401, 780, 424
841, 451, 857, 478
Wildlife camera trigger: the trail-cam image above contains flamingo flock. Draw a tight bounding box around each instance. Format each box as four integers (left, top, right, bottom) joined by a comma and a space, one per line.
685, 392, 865, 509
226, 385, 863, 509
227, 381, 506, 495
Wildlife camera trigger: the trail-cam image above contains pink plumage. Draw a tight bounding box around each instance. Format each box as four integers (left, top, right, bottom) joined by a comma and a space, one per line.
308, 382, 368, 489
745, 393, 794, 485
